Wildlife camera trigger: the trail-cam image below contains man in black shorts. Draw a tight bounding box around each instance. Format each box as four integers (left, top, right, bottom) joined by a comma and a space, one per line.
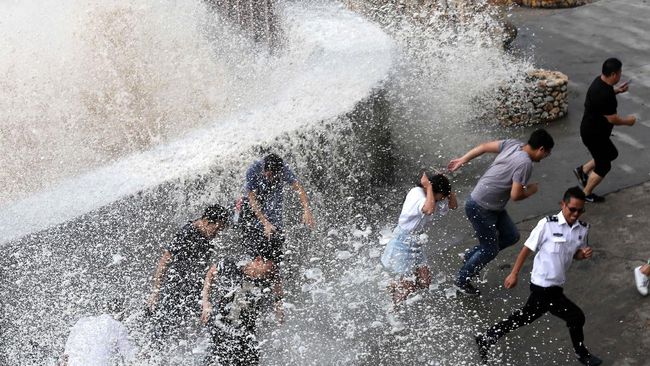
573, 58, 636, 203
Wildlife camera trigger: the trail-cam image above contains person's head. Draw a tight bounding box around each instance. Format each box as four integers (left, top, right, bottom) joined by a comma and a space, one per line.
527, 129, 554, 162
560, 186, 586, 226
263, 153, 284, 181
602, 58, 623, 84
243, 256, 277, 280
417, 172, 451, 201
200, 204, 229, 238
103, 298, 126, 320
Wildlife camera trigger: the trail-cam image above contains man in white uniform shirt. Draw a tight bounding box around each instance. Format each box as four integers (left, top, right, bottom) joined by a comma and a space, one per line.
475, 187, 602, 366
61, 300, 137, 366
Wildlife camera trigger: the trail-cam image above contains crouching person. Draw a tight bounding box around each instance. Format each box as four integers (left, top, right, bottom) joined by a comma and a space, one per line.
201, 256, 282, 366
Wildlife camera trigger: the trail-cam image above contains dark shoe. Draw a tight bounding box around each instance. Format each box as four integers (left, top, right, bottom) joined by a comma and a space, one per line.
585, 193, 605, 203
576, 352, 602, 366
455, 281, 481, 296
475, 334, 491, 364
573, 166, 588, 187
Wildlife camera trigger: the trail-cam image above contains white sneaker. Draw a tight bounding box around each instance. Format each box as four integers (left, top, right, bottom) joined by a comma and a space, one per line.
634, 266, 649, 296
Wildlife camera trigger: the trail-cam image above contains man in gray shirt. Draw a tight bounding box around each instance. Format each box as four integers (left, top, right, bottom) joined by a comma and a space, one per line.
448, 129, 554, 295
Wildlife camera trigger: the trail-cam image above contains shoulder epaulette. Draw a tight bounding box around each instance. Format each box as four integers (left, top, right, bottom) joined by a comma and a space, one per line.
579, 220, 589, 228
546, 215, 558, 222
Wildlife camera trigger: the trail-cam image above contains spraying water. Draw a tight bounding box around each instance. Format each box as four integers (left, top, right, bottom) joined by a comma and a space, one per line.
1, 0, 539, 365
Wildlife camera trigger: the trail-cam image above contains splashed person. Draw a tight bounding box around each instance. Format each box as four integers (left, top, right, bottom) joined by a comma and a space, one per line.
381, 172, 458, 305
60, 299, 137, 366
448, 129, 554, 296
475, 187, 602, 366
201, 256, 281, 366
238, 153, 315, 313
146, 204, 230, 338
573, 58, 637, 203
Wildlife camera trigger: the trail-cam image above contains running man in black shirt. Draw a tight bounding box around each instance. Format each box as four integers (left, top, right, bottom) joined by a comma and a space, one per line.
147, 204, 230, 338
573, 58, 636, 203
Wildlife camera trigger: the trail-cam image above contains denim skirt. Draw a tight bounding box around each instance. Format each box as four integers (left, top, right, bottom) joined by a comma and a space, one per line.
381, 226, 426, 275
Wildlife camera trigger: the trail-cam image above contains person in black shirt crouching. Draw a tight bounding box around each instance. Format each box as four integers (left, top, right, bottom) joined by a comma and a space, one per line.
201, 256, 282, 366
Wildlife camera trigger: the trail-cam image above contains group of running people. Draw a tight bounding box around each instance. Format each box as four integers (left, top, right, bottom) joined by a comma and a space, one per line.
60, 58, 647, 366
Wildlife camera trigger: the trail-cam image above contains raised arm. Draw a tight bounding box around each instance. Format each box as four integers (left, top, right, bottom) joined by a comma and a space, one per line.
504, 246, 532, 289
291, 181, 315, 228
201, 264, 218, 324
147, 250, 172, 312
420, 173, 435, 215
447, 140, 502, 172
448, 191, 458, 210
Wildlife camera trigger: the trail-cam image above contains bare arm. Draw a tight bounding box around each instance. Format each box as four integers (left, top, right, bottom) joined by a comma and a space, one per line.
291, 181, 315, 228
420, 173, 435, 215
504, 246, 532, 289
201, 264, 218, 324
448, 191, 458, 210
447, 140, 502, 172
147, 250, 172, 311
248, 190, 275, 239
605, 113, 636, 126
511, 182, 538, 202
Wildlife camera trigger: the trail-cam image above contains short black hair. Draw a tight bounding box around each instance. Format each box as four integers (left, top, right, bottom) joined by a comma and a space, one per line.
416, 172, 451, 197
528, 129, 554, 150
202, 204, 229, 224
563, 186, 586, 203
263, 153, 284, 176
602, 58, 622, 77
430, 174, 451, 197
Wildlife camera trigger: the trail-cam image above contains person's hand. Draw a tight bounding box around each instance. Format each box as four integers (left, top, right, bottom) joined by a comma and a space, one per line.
627, 114, 637, 126
580, 247, 593, 260
201, 302, 213, 324
420, 172, 431, 189
263, 221, 276, 239
447, 158, 465, 172
504, 272, 518, 289
525, 183, 539, 196
615, 81, 629, 94
302, 209, 315, 229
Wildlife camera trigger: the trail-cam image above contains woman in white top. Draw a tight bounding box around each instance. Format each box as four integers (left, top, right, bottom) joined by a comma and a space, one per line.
381, 172, 458, 305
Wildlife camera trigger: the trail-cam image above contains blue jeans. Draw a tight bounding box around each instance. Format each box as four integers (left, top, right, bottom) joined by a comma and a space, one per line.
456, 197, 520, 286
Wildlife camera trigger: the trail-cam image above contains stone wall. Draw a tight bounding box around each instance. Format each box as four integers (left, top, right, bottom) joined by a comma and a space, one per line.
496, 69, 568, 126
516, 0, 589, 8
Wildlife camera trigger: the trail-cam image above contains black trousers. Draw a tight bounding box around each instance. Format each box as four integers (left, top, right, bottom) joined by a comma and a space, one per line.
486, 284, 587, 354
205, 327, 259, 366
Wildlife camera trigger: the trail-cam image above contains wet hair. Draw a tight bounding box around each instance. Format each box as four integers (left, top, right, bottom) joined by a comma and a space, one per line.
416, 172, 451, 197
562, 186, 586, 203
263, 153, 284, 176
527, 129, 554, 150
602, 58, 622, 77
202, 204, 229, 225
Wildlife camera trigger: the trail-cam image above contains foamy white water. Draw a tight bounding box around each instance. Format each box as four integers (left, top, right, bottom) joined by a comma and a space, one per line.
0, 1, 394, 244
